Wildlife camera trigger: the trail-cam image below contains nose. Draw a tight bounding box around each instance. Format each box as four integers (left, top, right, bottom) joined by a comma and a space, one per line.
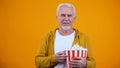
65, 16, 69, 20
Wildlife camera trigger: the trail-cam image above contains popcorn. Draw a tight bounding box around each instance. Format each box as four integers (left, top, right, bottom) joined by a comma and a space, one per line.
65, 44, 87, 68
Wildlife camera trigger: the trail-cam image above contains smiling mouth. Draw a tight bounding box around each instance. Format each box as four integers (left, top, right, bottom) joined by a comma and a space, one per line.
62, 19, 71, 25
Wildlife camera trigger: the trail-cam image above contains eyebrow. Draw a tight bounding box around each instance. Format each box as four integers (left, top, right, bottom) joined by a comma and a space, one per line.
61, 14, 72, 17
61, 14, 66, 16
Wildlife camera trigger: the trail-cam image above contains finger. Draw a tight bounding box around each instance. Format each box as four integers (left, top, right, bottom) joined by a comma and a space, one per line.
69, 62, 81, 66
70, 60, 81, 63
56, 54, 67, 58
69, 64, 81, 68
58, 58, 66, 60
81, 57, 86, 60
59, 51, 66, 53
59, 54, 67, 57
80, 59, 86, 64
57, 56, 67, 60
57, 51, 66, 55
58, 59, 66, 63
69, 61, 81, 68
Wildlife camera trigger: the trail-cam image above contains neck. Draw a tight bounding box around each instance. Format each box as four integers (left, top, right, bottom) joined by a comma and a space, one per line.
58, 27, 74, 36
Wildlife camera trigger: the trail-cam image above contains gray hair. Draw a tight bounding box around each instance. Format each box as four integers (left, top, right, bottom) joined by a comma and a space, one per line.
56, 3, 76, 16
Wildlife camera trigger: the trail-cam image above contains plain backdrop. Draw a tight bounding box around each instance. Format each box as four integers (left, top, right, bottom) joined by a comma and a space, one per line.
0, 0, 120, 68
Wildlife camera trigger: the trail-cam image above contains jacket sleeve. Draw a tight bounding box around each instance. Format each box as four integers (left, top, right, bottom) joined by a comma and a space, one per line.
85, 36, 96, 68
35, 33, 57, 68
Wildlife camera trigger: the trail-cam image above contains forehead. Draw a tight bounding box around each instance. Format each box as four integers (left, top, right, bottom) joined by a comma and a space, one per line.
59, 6, 73, 14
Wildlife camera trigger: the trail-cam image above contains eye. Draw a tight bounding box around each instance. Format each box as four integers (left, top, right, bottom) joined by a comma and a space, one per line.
61, 14, 66, 17
68, 14, 72, 17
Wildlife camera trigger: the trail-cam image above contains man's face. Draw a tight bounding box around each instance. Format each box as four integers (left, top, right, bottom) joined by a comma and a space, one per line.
56, 6, 76, 30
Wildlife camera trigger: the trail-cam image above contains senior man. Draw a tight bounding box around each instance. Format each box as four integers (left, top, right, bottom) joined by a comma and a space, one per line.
35, 3, 96, 68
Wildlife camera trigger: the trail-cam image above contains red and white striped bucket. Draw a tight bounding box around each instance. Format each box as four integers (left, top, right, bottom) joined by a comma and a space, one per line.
65, 50, 87, 68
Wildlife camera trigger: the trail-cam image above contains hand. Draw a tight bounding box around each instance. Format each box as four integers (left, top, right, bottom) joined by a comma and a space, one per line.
69, 57, 86, 68
55, 51, 67, 63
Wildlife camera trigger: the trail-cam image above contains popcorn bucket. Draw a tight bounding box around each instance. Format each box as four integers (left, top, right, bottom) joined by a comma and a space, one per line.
65, 50, 87, 68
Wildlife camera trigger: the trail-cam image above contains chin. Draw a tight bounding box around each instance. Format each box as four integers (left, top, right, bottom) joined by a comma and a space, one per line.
61, 26, 71, 31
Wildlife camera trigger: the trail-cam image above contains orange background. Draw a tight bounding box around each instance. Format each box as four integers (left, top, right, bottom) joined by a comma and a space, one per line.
0, 0, 120, 68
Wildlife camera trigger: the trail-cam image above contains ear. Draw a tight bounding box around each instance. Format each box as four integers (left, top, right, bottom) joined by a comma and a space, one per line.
56, 16, 59, 23
56, 16, 59, 21
56, 16, 57, 19
74, 16, 76, 20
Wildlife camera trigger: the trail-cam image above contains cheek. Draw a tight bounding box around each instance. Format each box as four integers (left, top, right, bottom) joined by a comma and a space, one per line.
58, 17, 64, 21
70, 17, 75, 22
